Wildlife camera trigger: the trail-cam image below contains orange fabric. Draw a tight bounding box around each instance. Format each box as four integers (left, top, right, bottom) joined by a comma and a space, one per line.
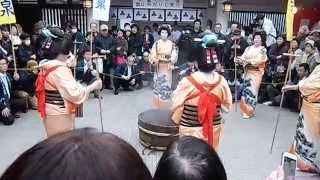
186, 76, 222, 145
36, 66, 61, 119
153, 96, 168, 109
307, 92, 320, 103
240, 98, 254, 117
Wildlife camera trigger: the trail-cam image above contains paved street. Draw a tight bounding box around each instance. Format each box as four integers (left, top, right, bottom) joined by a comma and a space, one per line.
0, 88, 317, 179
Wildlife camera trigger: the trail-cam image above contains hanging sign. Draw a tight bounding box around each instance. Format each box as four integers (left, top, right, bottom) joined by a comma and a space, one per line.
133, 0, 183, 9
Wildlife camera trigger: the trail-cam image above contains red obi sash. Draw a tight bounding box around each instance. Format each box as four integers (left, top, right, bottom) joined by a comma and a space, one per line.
36, 66, 61, 118
186, 75, 222, 145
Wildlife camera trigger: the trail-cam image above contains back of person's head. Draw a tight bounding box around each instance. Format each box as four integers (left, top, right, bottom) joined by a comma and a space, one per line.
190, 43, 216, 72
40, 26, 73, 59
153, 136, 227, 180
0, 128, 152, 180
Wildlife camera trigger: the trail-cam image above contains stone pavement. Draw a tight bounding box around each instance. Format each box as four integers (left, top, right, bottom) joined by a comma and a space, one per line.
0, 88, 318, 179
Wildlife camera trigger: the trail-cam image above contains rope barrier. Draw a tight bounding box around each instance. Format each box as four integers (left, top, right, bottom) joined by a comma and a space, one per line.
8, 67, 288, 85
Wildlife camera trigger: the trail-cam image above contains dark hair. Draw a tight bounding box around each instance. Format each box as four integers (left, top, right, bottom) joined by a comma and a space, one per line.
153, 23, 159, 28
206, 19, 213, 30
144, 25, 151, 31
190, 44, 216, 72
276, 34, 286, 42
0, 128, 152, 180
131, 24, 140, 32
194, 19, 202, 25
153, 136, 227, 180
255, 13, 265, 21
0, 26, 9, 32
0, 55, 8, 62
253, 31, 267, 47
158, 26, 171, 36
40, 27, 73, 59
83, 45, 91, 52
118, 29, 125, 34
299, 63, 310, 73
19, 32, 30, 40
291, 38, 300, 46
315, 40, 320, 51
111, 25, 118, 31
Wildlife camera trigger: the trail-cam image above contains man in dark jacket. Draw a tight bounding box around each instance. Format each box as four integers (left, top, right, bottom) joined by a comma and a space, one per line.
94, 24, 116, 89
0, 58, 16, 125
17, 33, 36, 68
70, 23, 86, 55
213, 23, 228, 63
13, 60, 38, 110
224, 29, 248, 82
113, 55, 142, 95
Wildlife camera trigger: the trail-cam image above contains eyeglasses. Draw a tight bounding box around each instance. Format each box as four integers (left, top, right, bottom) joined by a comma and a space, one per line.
101, 29, 108, 31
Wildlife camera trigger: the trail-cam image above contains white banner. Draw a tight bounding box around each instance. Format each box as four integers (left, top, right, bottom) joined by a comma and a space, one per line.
92, 0, 111, 21
133, 0, 183, 9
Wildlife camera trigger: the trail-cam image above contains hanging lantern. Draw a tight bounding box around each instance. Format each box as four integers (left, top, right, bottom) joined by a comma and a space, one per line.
222, 1, 232, 12
83, 0, 93, 9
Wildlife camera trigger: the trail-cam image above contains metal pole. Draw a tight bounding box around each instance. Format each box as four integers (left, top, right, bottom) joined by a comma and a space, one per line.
73, 41, 77, 77
233, 39, 238, 112
269, 52, 293, 153
90, 31, 104, 132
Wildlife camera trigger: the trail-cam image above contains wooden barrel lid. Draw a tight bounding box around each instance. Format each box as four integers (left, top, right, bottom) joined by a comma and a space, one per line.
138, 109, 178, 134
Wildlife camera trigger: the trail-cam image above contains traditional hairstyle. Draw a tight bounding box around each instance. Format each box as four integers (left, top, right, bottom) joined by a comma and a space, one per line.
253, 31, 267, 47
158, 26, 171, 37
0, 128, 152, 180
153, 136, 227, 180
190, 42, 216, 72
40, 27, 73, 59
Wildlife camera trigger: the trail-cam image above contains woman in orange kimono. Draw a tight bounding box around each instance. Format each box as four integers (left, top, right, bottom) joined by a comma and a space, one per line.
171, 42, 232, 149
236, 32, 268, 119
149, 26, 178, 108
283, 64, 320, 173
37, 27, 102, 137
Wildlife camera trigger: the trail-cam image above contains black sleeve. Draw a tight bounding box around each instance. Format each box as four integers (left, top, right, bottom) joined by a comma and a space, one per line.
94, 36, 103, 54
